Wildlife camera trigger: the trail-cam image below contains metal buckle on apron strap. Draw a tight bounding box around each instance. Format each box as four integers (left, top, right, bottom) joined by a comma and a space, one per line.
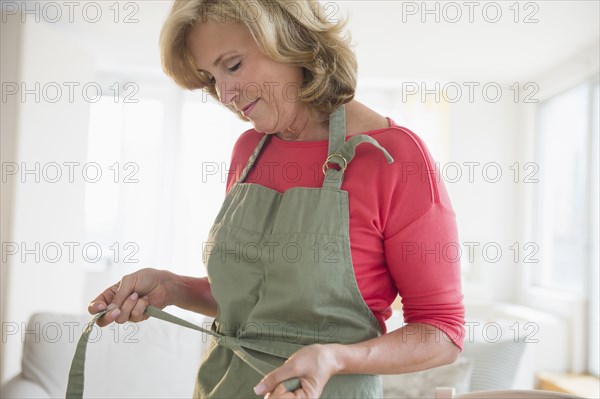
322, 153, 348, 175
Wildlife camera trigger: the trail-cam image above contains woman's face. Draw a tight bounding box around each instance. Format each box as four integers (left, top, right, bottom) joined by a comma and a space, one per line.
188, 19, 315, 136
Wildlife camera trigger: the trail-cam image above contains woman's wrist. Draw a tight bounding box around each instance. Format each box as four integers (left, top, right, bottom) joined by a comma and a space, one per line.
164, 272, 218, 316
327, 342, 362, 376
161, 269, 181, 307
164, 270, 199, 309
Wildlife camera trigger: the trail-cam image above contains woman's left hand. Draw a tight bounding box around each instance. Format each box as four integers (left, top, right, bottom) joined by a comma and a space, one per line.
253, 343, 342, 398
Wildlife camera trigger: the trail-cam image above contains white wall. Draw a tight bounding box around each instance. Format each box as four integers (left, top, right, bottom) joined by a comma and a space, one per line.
445, 86, 523, 303
1, 8, 22, 384
1, 14, 95, 383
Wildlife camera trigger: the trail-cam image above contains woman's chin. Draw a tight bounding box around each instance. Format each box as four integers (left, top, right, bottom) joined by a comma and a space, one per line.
249, 122, 275, 135
249, 122, 263, 133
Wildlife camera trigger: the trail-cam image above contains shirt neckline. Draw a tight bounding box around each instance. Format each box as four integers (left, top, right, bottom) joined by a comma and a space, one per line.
269, 117, 397, 147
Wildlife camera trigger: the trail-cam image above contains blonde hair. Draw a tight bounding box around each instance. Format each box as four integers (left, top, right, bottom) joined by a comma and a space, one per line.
159, 0, 357, 119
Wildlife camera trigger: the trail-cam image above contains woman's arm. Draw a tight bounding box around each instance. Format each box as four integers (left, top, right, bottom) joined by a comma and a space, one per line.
167, 273, 218, 318
255, 324, 460, 398
331, 323, 460, 375
89, 268, 218, 326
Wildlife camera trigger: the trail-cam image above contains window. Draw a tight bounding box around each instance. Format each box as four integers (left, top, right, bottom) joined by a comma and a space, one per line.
533, 83, 591, 292
85, 81, 251, 279
85, 96, 123, 249
84, 82, 166, 276
170, 92, 249, 277
532, 78, 599, 375
589, 82, 599, 376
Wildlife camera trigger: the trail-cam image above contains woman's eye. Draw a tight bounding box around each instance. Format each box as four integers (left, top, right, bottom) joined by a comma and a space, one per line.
197, 70, 215, 85
228, 61, 242, 72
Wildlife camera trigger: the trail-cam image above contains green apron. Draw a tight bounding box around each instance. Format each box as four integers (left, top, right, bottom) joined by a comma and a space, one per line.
66, 104, 395, 398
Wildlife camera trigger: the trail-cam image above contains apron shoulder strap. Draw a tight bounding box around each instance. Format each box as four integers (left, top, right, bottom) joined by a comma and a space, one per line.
323, 104, 395, 190
328, 103, 347, 156
236, 133, 270, 185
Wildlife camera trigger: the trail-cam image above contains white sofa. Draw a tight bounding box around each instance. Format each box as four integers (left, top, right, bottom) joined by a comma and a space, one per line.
1, 308, 528, 399
1, 309, 210, 398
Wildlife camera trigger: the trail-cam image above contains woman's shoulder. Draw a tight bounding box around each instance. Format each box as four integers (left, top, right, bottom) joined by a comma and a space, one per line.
346, 102, 432, 162
236, 127, 263, 145
363, 120, 435, 165
230, 128, 263, 159
225, 128, 263, 193
358, 120, 448, 204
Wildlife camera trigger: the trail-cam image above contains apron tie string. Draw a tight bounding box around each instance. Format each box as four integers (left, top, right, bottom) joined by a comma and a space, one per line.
65, 306, 301, 399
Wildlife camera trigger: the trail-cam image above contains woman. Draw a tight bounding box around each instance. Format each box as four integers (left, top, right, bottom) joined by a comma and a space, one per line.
89, 1, 465, 398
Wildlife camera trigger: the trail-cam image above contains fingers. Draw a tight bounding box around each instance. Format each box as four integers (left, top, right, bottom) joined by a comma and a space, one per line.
264, 383, 292, 399
254, 367, 297, 397
130, 295, 149, 322
95, 305, 121, 327
87, 284, 118, 315
88, 284, 119, 327
109, 275, 137, 309
88, 301, 107, 315
115, 292, 138, 324
113, 292, 150, 323
89, 275, 139, 327
89, 269, 162, 327
94, 292, 149, 327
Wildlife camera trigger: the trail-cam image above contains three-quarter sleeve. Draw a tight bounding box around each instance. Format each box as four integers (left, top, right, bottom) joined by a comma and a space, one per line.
380, 127, 465, 351
384, 203, 465, 350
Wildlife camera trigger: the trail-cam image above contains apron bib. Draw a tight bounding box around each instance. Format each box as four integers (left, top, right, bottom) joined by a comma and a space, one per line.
196, 104, 394, 398
66, 104, 395, 399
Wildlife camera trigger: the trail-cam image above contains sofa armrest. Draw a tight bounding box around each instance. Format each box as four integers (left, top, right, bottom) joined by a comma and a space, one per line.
13, 310, 211, 398
1, 374, 50, 399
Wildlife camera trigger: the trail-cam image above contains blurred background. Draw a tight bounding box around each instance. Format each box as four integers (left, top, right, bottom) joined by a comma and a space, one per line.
1, 0, 598, 396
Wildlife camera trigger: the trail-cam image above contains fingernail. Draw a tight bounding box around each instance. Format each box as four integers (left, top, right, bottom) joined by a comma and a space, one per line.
109, 308, 120, 318
129, 292, 138, 301
96, 303, 106, 311
253, 382, 266, 395
107, 303, 117, 311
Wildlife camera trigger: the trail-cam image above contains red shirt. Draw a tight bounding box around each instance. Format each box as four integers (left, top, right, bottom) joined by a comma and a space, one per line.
225, 118, 465, 350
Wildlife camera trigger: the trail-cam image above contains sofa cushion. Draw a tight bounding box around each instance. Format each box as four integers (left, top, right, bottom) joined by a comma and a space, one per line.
461, 338, 526, 391
1, 374, 51, 398
21, 310, 211, 398
382, 357, 473, 398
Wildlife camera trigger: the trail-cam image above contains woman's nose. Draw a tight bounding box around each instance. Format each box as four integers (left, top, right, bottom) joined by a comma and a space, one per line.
215, 80, 240, 106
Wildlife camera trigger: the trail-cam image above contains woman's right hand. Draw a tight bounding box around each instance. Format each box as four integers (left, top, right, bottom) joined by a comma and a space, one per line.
88, 268, 175, 327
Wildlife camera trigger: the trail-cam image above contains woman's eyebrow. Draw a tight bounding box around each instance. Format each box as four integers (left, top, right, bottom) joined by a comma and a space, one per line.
197, 51, 238, 73
212, 51, 237, 67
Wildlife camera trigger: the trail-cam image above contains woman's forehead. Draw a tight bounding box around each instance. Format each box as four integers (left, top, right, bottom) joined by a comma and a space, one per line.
188, 19, 253, 68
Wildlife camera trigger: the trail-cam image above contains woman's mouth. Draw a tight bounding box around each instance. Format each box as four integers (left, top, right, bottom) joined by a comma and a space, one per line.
242, 99, 259, 117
